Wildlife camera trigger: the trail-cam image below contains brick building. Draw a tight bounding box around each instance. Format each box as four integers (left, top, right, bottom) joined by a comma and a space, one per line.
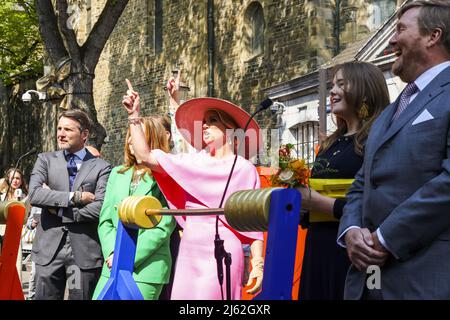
76, 0, 403, 165
264, 2, 410, 165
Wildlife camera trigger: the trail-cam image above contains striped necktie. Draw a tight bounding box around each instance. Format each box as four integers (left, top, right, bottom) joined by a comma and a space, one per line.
66, 153, 78, 191
392, 82, 419, 121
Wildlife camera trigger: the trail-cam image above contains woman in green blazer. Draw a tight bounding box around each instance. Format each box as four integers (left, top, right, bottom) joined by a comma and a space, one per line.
93, 116, 176, 300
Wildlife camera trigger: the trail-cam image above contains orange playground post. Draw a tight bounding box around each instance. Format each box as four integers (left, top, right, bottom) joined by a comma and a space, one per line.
0, 201, 26, 300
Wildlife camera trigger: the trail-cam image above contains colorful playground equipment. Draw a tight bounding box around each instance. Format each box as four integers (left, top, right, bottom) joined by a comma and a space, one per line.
309, 179, 354, 222
0, 201, 27, 300
98, 187, 301, 300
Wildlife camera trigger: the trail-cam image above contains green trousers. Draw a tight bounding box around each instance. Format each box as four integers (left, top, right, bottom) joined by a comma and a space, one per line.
92, 275, 163, 300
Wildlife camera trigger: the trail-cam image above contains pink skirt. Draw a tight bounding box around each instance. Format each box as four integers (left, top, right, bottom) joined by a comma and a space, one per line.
170, 216, 244, 300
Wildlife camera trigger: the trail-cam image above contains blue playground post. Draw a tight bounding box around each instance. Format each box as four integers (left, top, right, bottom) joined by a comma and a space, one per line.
253, 188, 301, 300
96, 220, 144, 300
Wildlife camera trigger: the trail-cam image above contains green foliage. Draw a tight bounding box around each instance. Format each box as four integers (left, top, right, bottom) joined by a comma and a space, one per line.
0, 0, 43, 85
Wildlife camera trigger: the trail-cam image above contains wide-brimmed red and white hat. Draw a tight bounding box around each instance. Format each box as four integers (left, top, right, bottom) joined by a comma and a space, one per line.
175, 97, 262, 159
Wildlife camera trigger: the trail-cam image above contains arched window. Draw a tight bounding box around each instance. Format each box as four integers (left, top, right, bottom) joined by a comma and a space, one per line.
244, 2, 265, 58
367, 3, 382, 31
147, 0, 163, 54
367, 0, 397, 31
154, 0, 163, 54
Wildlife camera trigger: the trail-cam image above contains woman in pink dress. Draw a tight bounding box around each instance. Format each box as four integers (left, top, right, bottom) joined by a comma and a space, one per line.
122, 79, 264, 300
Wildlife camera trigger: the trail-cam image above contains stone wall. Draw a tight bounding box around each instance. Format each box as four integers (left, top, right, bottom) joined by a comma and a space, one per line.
0, 0, 404, 179
77, 0, 399, 166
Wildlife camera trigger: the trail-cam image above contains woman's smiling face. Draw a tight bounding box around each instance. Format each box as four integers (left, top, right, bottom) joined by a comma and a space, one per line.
330, 69, 354, 120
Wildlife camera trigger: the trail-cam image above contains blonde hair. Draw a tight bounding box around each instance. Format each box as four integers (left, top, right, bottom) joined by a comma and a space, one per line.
118, 115, 171, 177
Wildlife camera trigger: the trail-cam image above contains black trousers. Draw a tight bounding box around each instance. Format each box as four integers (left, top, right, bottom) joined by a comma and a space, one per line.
35, 233, 100, 300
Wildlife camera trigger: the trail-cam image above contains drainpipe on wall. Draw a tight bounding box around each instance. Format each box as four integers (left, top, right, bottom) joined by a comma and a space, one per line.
334, 0, 341, 56
207, 0, 215, 97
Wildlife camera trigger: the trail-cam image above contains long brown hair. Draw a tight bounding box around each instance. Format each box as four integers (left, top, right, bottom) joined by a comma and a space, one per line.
0, 168, 28, 200
118, 115, 171, 177
320, 61, 390, 156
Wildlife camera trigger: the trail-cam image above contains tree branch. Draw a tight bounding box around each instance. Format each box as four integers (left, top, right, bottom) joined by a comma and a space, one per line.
35, 0, 68, 65
82, 0, 129, 71
18, 40, 40, 66
16, 0, 33, 17
55, 0, 81, 64
0, 46, 17, 56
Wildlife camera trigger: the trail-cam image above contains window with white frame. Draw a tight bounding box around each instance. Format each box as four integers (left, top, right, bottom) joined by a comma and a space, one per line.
291, 121, 319, 166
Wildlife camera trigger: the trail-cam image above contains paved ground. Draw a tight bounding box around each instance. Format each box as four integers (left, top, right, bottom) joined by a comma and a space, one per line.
21, 253, 32, 299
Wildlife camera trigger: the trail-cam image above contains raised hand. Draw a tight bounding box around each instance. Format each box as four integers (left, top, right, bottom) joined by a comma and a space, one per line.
122, 79, 140, 116
166, 69, 181, 106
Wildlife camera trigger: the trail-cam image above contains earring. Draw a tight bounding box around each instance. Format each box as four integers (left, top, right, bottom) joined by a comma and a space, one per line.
359, 102, 369, 119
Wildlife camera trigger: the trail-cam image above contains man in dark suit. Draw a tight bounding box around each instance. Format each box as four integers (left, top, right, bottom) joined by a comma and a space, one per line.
29, 109, 111, 300
338, 0, 450, 299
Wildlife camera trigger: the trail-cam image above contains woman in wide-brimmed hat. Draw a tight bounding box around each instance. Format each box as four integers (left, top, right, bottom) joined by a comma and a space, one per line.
122, 78, 264, 300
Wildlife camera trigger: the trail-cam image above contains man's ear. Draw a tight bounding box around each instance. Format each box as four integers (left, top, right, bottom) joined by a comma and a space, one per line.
81, 130, 89, 143
427, 28, 443, 48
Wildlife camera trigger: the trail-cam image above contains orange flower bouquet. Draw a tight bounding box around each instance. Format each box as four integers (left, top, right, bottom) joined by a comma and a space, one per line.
270, 143, 310, 188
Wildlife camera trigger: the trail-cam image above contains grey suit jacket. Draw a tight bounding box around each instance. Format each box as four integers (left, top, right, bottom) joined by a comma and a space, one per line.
29, 149, 111, 269
338, 66, 450, 299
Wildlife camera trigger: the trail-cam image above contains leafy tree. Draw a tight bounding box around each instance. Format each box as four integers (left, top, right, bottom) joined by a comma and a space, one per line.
0, 0, 43, 85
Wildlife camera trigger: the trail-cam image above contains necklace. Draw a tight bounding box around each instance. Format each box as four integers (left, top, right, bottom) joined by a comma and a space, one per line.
130, 169, 145, 194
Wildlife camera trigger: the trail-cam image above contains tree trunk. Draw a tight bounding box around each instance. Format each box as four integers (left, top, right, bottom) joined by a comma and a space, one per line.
63, 63, 106, 150
34, 0, 130, 151
0, 77, 10, 169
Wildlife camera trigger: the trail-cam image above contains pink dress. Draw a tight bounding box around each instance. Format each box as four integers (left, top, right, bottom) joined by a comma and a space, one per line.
151, 149, 263, 300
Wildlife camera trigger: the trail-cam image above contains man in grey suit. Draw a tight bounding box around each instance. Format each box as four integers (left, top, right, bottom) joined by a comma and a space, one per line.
338, 0, 450, 299
29, 109, 111, 299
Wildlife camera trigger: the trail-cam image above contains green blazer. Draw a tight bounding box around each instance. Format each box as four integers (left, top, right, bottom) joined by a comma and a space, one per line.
97, 166, 175, 284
